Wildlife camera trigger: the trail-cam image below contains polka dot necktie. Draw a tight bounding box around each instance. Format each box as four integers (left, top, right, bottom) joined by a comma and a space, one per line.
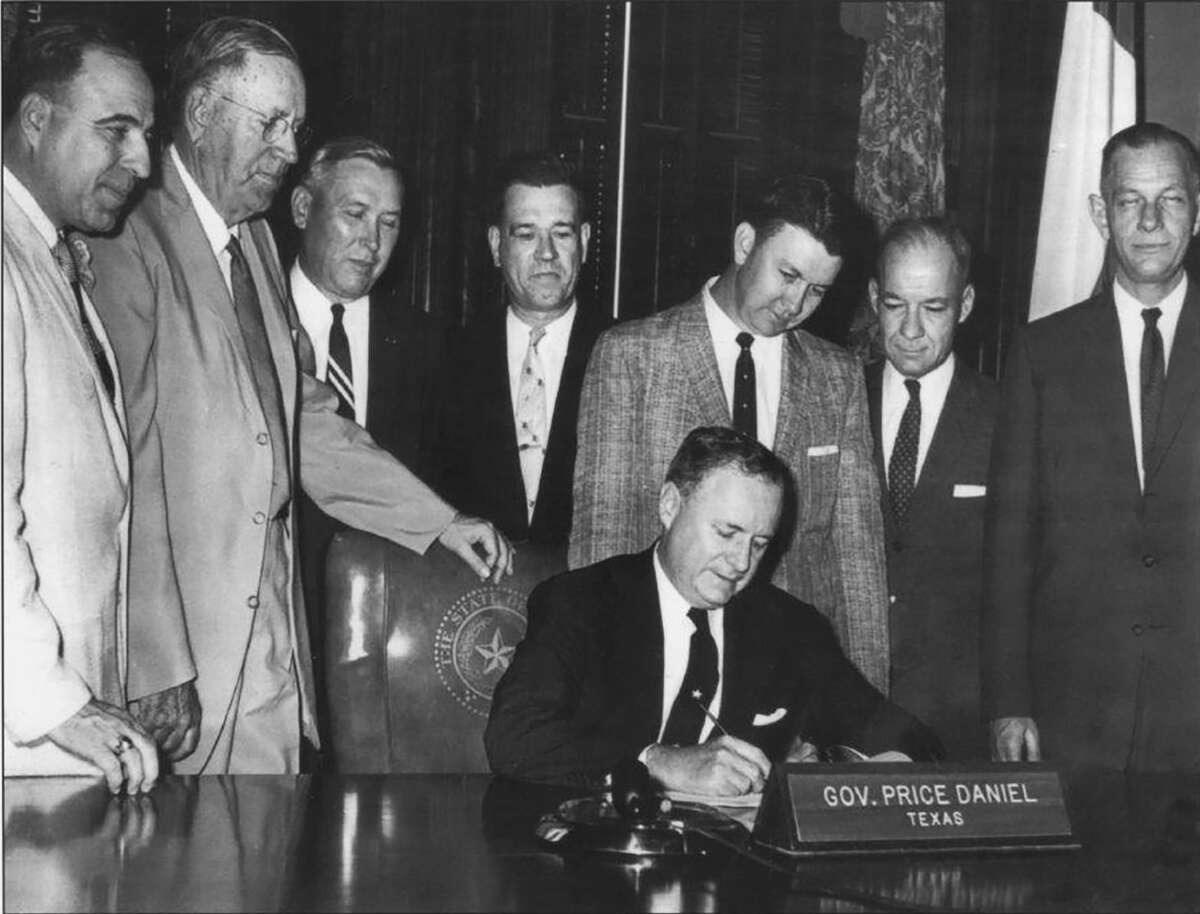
660, 608, 720, 746
1140, 307, 1164, 472
888, 379, 921, 521
515, 325, 548, 521
733, 332, 757, 440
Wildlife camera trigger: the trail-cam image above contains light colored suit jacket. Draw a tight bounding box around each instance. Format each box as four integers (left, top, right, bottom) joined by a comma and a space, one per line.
2, 189, 130, 774
88, 155, 456, 770
569, 294, 890, 689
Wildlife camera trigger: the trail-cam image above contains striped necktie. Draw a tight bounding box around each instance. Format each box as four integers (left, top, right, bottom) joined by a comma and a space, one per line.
328, 302, 355, 420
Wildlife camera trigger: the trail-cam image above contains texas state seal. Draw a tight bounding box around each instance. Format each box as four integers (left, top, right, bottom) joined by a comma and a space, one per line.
433, 586, 527, 716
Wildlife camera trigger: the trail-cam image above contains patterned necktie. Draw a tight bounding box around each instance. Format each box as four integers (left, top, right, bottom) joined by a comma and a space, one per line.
1140, 307, 1165, 474
660, 608, 720, 746
327, 302, 355, 420
515, 325, 548, 521
733, 332, 757, 440
53, 233, 115, 403
889, 378, 921, 521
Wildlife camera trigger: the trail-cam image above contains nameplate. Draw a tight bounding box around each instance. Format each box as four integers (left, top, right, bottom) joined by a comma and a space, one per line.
753, 763, 1078, 856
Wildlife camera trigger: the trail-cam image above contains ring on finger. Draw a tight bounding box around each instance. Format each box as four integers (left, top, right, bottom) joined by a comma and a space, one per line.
112, 736, 135, 755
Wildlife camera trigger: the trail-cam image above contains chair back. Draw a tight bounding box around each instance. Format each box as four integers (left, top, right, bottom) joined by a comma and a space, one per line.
324, 531, 566, 772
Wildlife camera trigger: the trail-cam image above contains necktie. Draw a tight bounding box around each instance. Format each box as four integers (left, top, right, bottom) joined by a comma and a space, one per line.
733, 332, 757, 440
327, 302, 355, 420
660, 609, 720, 746
226, 236, 290, 498
54, 234, 115, 402
515, 325, 548, 521
889, 378, 921, 521
1140, 307, 1165, 473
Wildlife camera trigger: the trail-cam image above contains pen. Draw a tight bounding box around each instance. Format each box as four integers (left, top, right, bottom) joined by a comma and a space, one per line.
691, 689, 728, 738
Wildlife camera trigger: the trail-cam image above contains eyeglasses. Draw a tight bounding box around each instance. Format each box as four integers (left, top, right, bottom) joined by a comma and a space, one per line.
212, 91, 311, 147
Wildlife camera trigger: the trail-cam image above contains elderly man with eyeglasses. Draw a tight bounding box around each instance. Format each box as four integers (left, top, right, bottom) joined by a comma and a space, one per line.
88, 16, 514, 775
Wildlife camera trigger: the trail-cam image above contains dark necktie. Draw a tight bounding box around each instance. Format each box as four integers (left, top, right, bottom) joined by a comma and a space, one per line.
1140, 307, 1165, 473
660, 608, 720, 746
733, 331, 757, 439
327, 302, 355, 420
888, 378, 921, 521
53, 234, 115, 403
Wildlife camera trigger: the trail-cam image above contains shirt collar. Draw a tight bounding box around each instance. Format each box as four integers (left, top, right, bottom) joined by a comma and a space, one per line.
291, 259, 369, 313
652, 545, 698, 623
170, 143, 235, 256
1112, 273, 1188, 322
506, 300, 578, 343
3, 166, 60, 249
882, 350, 956, 401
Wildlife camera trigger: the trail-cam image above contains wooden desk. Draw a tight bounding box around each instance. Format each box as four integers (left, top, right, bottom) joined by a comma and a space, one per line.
4, 770, 1198, 912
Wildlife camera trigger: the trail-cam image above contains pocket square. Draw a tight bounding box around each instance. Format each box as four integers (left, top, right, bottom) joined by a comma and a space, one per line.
952, 484, 986, 498
807, 445, 839, 457
752, 707, 788, 727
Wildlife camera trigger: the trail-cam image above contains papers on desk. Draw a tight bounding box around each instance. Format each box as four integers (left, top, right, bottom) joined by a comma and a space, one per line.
666, 789, 763, 808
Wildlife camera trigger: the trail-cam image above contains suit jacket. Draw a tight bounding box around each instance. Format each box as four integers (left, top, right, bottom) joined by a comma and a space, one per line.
983, 283, 1200, 771
87, 154, 456, 772
431, 304, 607, 543
2, 190, 133, 774
485, 549, 942, 787
569, 293, 891, 689
867, 359, 998, 760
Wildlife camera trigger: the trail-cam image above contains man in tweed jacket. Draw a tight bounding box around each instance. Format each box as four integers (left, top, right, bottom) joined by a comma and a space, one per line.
570, 175, 889, 689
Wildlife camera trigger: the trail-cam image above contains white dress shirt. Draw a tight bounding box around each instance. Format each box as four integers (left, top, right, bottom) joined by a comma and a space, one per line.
702, 277, 783, 448
291, 262, 371, 427
880, 353, 956, 485
1112, 276, 1186, 491
652, 547, 725, 744
169, 144, 239, 296
506, 302, 577, 428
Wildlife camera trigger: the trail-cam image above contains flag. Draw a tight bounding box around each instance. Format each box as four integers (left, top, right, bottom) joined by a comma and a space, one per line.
1029, 2, 1137, 321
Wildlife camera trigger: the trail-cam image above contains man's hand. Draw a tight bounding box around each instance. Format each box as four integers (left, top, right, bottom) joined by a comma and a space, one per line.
990, 716, 1041, 761
46, 699, 159, 794
644, 735, 771, 796
437, 513, 515, 583
129, 681, 201, 762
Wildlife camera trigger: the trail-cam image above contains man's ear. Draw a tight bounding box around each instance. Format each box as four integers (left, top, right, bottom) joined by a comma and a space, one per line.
867, 277, 880, 315
732, 221, 756, 266
182, 86, 213, 144
1088, 193, 1111, 241
580, 221, 592, 264
17, 92, 52, 149
1192, 191, 1200, 238
957, 283, 976, 324
658, 481, 681, 532
487, 225, 502, 267
291, 185, 312, 230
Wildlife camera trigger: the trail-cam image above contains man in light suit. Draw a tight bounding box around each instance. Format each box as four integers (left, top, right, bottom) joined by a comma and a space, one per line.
571, 175, 891, 689
865, 218, 997, 760
88, 17, 512, 775
488, 427, 942, 793
431, 152, 608, 545
288, 137, 442, 716
2, 22, 159, 791
984, 122, 1200, 770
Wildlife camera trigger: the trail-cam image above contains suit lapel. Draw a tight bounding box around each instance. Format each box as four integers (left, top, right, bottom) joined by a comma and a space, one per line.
1147, 281, 1200, 482
612, 550, 667, 739
677, 298, 734, 427
907, 362, 971, 524
1084, 294, 1143, 498
773, 332, 821, 465
864, 361, 897, 539
488, 309, 531, 534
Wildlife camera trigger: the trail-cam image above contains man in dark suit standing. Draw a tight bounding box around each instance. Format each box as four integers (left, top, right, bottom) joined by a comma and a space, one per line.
289, 137, 441, 671
866, 218, 997, 760
487, 427, 943, 794
984, 122, 1200, 771
431, 152, 608, 545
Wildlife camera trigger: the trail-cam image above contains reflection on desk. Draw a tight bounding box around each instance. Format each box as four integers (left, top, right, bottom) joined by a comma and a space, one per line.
4, 769, 1199, 912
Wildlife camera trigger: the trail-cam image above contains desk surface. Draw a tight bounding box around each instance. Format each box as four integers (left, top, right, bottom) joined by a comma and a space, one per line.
4, 769, 1199, 912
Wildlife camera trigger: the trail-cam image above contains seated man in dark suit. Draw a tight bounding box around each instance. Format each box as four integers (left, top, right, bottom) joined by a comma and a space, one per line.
431, 152, 608, 544
865, 218, 998, 759
486, 427, 943, 795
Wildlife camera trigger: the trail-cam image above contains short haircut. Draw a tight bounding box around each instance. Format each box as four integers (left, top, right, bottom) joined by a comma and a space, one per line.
297, 136, 401, 195
168, 16, 299, 127
876, 216, 972, 288
740, 174, 848, 257
665, 426, 788, 498
4, 21, 141, 121
1100, 122, 1200, 196
488, 151, 586, 226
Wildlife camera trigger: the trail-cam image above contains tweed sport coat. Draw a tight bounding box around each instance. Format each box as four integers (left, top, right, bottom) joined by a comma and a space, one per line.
569, 293, 890, 689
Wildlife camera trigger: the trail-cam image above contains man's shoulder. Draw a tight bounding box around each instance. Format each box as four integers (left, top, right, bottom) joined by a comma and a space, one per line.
787, 327, 860, 371
1021, 293, 1109, 343
738, 581, 836, 641
598, 295, 704, 346
531, 551, 645, 603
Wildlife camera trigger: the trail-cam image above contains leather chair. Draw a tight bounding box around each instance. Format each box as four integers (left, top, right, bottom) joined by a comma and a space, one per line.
324, 531, 566, 772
